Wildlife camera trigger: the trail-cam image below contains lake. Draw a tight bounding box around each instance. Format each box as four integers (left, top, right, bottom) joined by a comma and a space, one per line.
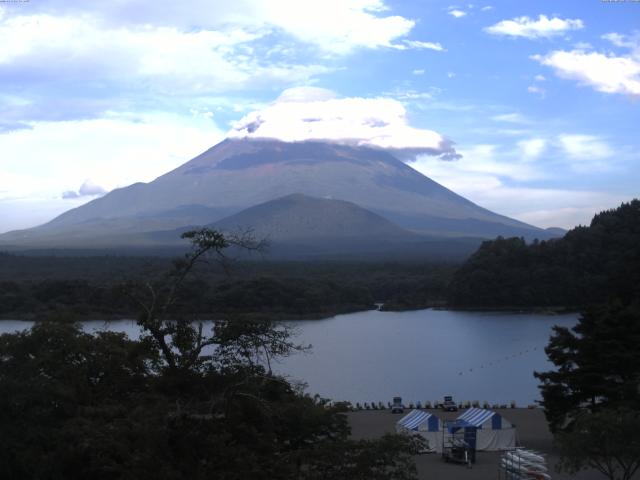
0, 309, 577, 406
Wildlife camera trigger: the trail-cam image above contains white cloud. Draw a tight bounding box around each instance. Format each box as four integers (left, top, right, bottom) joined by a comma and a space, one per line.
492, 113, 529, 124
228, 87, 460, 159
534, 74, 546, 82
518, 138, 546, 160
573, 42, 592, 50
407, 150, 624, 229
557, 134, 614, 162
401, 40, 445, 51
1, 1, 417, 56
0, 13, 330, 94
252, 0, 415, 53
533, 49, 640, 96
412, 69, 425, 75
410, 143, 541, 184
602, 32, 637, 50
449, 9, 467, 18
386, 87, 441, 101
0, 112, 222, 203
527, 85, 546, 97
62, 179, 107, 199
485, 15, 583, 39
481, 6, 493, 11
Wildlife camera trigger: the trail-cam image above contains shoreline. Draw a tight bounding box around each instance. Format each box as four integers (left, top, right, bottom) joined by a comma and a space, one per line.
0, 303, 580, 322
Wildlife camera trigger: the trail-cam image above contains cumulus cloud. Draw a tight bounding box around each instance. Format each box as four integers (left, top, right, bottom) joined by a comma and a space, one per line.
0, 13, 330, 95
1, 1, 417, 55
449, 9, 467, 18
533, 48, 640, 97
62, 179, 107, 199
0, 0, 422, 132
518, 138, 546, 160
228, 87, 461, 160
485, 15, 583, 39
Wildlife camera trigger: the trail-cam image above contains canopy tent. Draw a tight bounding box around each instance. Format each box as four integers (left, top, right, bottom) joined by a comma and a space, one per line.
454, 408, 516, 451
395, 410, 443, 452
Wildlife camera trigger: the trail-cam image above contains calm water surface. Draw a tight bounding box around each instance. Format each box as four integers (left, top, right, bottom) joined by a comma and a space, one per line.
0, 309, 577, 405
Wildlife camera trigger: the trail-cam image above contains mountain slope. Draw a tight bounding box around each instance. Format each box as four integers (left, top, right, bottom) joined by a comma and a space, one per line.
211, 193, 414, 240
141, 194, 483, 260
0, 138, 553, 248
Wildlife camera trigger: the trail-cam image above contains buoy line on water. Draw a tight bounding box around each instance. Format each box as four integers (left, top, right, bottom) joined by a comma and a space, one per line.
456, 345, 541, 377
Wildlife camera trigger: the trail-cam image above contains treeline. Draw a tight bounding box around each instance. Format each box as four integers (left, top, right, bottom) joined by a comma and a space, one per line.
448, 200, 640, 308
0, 258, 456, 320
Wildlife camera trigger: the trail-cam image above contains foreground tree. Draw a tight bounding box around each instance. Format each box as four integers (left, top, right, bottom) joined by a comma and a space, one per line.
125, 228, 271, 371
535, 300, 640, 432
555, 408, 640, 480
0, 229, 420, 480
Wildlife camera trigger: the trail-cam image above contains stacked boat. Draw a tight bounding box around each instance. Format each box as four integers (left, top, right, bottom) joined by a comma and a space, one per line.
500, 448, 550, 480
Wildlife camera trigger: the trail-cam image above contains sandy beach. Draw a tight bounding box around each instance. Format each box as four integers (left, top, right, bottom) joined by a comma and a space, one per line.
348, 408, 614, 480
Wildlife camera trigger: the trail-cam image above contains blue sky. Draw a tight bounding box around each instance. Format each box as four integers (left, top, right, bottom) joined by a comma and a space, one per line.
0, 0, 638, 233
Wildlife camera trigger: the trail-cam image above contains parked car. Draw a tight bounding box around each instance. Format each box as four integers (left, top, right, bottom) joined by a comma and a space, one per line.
442, 395, 458, 412
391, 396, 404, 413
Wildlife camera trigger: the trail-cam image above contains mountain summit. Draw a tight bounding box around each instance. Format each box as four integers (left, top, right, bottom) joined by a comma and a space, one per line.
0, 138, 553, 250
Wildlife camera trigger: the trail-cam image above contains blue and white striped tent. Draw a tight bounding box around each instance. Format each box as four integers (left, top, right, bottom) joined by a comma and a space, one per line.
454, 408, 516, 451
396, 410, 443, 452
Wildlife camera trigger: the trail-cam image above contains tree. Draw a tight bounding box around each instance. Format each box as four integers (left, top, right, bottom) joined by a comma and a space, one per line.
534, 300, 640, 432
555, 408, 640, 480
0, 322, 158, 479
448, 199, 640, 309
0, 229, 421, 480
124, 228, 274, 371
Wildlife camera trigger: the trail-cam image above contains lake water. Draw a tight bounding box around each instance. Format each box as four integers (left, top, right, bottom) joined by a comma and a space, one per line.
0, 309, 577, 406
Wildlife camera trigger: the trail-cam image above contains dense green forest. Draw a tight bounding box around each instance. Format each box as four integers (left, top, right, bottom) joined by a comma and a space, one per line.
448, 200, 640, 308
0, 254, 455, 320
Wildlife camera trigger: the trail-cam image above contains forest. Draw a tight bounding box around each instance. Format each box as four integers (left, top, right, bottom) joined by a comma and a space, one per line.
448, 200, 640, 309
0, 254, 454, 320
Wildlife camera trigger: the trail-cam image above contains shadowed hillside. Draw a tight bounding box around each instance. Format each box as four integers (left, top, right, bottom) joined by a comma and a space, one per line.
448, 200, 640, 308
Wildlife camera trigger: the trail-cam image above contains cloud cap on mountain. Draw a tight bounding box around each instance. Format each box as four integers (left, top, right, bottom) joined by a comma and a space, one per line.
228, 87, 461, 160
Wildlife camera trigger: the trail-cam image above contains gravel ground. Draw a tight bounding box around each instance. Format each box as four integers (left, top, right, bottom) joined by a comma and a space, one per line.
347, 408, 617, 480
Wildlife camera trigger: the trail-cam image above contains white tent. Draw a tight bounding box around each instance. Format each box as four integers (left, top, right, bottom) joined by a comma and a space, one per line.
395, 410, 443, 452
455, 408, 516, 451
